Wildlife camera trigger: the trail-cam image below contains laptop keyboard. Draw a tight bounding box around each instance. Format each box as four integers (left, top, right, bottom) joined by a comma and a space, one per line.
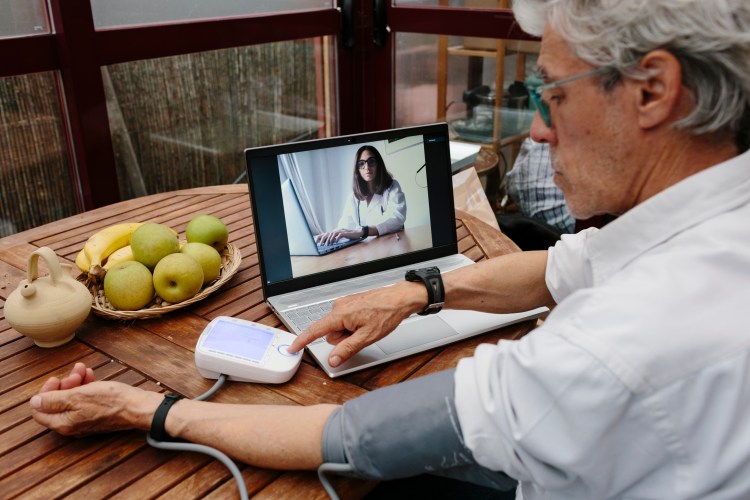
277, 255, 474, 345
285, 300, 335, 343
317, 239, 352, 254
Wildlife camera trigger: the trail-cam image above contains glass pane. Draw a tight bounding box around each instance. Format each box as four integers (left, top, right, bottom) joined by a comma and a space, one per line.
395, 32, 541, 214
394, 0, 511, 8
0, 0, 50, 38
104, 37, 336, 200
395, 33, 538, 140
0, 73, 78, 237
91, 0, 333, 28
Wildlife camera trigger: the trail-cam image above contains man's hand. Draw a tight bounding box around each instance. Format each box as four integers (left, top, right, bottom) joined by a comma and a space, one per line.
288, 281, 427, 367
30, 362, 161, 436
37, 361, 95, 393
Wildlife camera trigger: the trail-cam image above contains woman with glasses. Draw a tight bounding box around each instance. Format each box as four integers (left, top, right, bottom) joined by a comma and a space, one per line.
315, 145, 406, 247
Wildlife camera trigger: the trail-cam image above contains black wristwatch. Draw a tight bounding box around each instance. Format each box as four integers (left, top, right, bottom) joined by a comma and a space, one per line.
360, 225, 369, 240
405, 266, 444, 315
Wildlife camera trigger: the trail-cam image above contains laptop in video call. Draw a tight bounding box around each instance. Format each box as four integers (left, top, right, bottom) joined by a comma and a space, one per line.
244, 122, 547, 378
281, 178, 362, 256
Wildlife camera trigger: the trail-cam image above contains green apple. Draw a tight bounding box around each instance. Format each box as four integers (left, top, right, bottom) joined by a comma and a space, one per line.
131, 222, 180, 269
181, 242, 222, 285
152, 253, 204, 303
186, 214, 229, 252
103, 261, 154, 310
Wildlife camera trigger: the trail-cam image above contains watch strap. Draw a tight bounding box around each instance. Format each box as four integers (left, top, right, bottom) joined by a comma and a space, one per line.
149, 392, 184, 442
405, 267, 444, 315
361, 225, 369, 240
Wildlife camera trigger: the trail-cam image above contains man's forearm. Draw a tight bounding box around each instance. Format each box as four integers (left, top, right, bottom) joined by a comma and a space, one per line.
444, 251, 553, 313
165, 400, 340, 470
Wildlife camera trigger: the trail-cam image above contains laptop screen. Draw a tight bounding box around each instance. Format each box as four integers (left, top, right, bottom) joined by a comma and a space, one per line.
245, 123, 458, 297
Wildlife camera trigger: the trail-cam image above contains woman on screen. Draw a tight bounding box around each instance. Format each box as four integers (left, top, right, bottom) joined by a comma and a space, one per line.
315, 145, 406, 246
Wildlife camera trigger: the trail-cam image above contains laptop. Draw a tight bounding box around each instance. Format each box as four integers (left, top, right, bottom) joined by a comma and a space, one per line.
281, 178, 361, 256
245, 122, 547, 377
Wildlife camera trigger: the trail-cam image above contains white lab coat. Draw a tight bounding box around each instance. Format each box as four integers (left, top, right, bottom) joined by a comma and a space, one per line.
337, 179, 406, 236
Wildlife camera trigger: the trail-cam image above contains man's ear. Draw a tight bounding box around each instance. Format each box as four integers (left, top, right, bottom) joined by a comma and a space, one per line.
634, 49, 683, 130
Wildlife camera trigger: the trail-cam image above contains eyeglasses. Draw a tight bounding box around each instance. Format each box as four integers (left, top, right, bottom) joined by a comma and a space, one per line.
527, 66, 613, 127
357, 157, 378, 169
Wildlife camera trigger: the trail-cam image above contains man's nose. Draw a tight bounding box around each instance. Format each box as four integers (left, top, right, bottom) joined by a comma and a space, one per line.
529, 112, 556, 145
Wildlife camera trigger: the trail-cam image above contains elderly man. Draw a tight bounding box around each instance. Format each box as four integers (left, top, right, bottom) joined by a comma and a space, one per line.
31, 0, 750, 498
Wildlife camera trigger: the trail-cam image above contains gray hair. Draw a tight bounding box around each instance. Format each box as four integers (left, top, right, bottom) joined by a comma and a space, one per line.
513, 0, 750, 151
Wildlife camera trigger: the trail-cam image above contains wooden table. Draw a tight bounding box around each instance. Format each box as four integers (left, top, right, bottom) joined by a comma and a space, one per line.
291, 224, 432, 277
0, 184, 530, 499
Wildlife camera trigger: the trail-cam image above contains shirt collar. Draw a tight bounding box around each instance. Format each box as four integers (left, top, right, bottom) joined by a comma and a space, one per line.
586, 149, 750, 284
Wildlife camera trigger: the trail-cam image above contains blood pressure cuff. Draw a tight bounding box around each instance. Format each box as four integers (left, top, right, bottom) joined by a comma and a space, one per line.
321, 368, 516, 491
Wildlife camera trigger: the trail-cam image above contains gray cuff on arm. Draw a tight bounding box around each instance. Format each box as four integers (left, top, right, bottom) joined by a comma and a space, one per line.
321, 369, 516, 491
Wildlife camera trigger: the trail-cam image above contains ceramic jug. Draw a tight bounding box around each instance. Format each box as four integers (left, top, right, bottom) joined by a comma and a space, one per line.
5, 246, 92, 347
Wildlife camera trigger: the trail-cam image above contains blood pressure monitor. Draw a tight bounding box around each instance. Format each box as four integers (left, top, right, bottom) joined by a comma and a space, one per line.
195, 316, 302, 384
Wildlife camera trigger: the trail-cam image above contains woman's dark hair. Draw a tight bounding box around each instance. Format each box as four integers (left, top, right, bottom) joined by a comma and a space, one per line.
351, 145, 394, 201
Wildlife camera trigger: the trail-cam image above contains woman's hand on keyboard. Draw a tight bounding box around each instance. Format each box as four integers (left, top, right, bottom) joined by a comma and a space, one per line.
287, 281, 428, 367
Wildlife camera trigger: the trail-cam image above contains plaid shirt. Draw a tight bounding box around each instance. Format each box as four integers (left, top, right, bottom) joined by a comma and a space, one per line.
506, 138, 575, 233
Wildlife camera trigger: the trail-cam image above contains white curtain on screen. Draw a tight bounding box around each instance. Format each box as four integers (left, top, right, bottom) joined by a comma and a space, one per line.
279, 153, 324, 235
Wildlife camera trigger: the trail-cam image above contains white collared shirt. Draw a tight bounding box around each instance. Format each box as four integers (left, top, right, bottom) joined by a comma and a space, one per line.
337, 179, 406, 236
455, 149, 750, 499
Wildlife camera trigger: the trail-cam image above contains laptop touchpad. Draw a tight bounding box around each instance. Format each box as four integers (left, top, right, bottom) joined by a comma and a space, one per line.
376, 316, 457, 355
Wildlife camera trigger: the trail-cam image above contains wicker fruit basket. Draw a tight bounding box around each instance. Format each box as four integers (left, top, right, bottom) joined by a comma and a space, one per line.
78, 243, 242, 320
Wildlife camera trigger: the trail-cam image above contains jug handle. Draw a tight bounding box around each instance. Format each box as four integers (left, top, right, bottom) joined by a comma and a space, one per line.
27, 247, 64, 284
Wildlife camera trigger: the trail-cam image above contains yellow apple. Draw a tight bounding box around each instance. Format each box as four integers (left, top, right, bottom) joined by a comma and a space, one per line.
131, 222, 180, 269
152, 253, 204, 303
103, 261, 154, 310
181, 242, 222, 285
186, 214, 229, 252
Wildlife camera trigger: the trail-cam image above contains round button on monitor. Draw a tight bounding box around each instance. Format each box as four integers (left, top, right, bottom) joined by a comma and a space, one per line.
277, 344, 297, 357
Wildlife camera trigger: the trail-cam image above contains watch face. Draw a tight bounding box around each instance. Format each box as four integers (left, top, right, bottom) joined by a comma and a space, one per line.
414, 267, 437, 277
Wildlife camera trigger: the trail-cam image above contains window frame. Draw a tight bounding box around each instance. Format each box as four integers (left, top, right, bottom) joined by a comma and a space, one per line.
0, 0, 533, 212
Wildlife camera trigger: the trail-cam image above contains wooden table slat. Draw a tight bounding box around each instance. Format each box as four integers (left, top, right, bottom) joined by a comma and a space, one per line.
0, 256, 29, 299
0, 340, 94, 388
0, 433, 125, 498
111, 452, 217, 499
18, 431, 151, 498
72, 445, 193, 499
0, 335, 35, 362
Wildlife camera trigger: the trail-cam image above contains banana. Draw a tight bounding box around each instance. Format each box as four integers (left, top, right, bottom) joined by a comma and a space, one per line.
75, 248, 91, 274
103, 245, 135, 270
84, 222, 143, 278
